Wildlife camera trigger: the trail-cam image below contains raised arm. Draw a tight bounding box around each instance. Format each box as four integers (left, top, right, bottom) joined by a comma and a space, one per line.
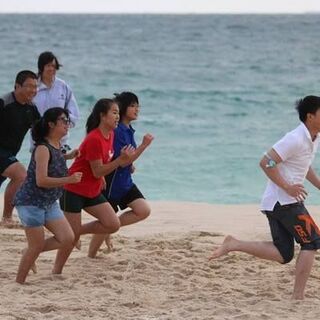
89, 145, 135, 178
120, 133, 154, 167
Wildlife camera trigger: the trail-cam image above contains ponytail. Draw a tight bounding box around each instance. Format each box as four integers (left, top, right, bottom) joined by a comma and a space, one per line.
32, 107, 68, 145
86, 98, 115, 134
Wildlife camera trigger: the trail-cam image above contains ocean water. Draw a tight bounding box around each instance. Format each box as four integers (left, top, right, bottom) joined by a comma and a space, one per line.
1, 14, 320, 204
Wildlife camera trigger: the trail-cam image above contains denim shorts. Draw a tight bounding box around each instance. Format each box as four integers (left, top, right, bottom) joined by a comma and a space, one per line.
16, 201, 64, 227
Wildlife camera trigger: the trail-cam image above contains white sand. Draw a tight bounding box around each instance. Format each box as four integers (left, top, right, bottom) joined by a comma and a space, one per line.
1, 200, 320, 320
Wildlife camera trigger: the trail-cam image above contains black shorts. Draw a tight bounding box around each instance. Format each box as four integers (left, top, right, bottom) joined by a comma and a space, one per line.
60, 190, 107, 213
264, 202, 320, 255
0, 147, 18, 182
108, 184, 145, 213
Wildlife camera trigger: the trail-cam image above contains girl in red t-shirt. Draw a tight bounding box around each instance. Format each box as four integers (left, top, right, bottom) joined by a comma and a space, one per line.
53, 98, 134, 274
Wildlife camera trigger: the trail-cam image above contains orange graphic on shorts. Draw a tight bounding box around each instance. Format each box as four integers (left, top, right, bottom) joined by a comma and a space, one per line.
294, 214, 320, 242
294, 225, 310, 243
297, 215, 320, 236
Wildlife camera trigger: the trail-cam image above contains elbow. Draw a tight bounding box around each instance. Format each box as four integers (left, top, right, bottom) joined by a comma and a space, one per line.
92, 170, 102, 179
36, 178, 47, 188
259, 159, 265, 170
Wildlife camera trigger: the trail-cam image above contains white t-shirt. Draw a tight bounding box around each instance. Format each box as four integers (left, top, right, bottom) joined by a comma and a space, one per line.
30, 77, 80, 150
261, 123, 320, 211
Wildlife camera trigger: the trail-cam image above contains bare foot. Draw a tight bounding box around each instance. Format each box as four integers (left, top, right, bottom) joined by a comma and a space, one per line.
208, 235, 237, 260
292, 293, 304, 300
105, 234, 113, 252
50, 274, 65, 281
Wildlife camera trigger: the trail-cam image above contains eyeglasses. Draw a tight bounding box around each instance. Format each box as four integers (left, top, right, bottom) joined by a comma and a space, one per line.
57, 117, 71, 125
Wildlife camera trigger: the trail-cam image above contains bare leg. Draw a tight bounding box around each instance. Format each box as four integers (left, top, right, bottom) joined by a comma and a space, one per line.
54, 203, 120, 273
85, 202, 120, 258
16, 217, 75, 283
88, 199, 150, 258
43, 217, 75, 251
53, 213, 81, 274
292, 250, 315, 300
118, 199, 151, 226
81, 202, 120, 235
88, 234, 106, 258
2, 162, 26, 224
209, 235, 284, 263
16, 226, 45, 284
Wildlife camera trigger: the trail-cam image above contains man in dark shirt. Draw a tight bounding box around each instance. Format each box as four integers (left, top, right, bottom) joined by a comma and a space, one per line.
0, 70, 40, 226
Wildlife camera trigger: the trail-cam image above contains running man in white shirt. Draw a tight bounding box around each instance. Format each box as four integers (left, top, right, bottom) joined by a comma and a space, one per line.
209, 95, 320, 300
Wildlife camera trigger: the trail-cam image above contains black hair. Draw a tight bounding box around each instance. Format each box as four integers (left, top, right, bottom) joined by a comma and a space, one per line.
295, 95, 320, 122
15, 70, 37, 86
37, 51, 62, 75
32, 107, 69, 144
114, 92, 139, 121
86, 98, 115, 134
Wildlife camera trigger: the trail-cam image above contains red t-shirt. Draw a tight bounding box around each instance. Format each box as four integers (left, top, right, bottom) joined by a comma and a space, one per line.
64, 128, 114, 198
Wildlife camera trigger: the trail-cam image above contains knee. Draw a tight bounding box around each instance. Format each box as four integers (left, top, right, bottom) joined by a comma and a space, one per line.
60, 233, 75, 247
100, 214, 120, 234
135, 203, 151, 221
108, 219, 121, 234
140, 206, 151, 220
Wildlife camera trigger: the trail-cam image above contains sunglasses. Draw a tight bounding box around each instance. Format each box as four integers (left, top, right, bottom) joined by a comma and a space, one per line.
57, 117, 71, 125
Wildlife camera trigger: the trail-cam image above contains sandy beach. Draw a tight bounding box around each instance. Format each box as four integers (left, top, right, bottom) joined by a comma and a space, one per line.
1, 200, 320, 320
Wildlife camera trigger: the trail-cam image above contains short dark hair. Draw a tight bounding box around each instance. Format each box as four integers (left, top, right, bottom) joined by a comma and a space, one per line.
295, 95, 320, 122
114, 92, 139, 121
37, 51, 61, 75
15, 70, 37, 86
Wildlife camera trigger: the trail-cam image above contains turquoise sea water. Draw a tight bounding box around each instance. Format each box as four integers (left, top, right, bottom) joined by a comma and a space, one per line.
1, 14, 320, 204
